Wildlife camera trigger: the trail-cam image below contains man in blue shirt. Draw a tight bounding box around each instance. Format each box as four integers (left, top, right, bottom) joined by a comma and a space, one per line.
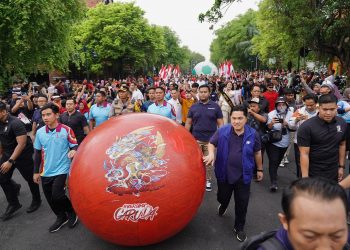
33, 103, 79, 233
89, 91, 111, 130
185, 84, 224, 192
204, 105, 263, 243
147, 87, 176, 120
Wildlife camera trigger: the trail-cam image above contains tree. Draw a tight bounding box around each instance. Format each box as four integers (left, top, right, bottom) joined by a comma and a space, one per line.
210, 9, 259, 69
180, 46, 205, 73
73, 2, 166, 77
199, 0, 237, 25
251, 0, 302, 69
204, 0, 350, 75
157, 26, 185, 66
0, 0, 85, 90
263, 0, 350, 75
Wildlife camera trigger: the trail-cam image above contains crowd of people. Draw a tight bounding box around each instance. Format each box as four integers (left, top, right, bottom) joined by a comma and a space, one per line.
1, 68, 350, 249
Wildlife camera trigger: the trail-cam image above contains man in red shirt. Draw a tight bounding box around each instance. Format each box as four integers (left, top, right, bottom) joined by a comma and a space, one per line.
263, 81, 279, 112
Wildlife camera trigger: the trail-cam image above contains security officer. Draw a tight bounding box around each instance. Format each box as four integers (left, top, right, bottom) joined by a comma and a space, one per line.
0, 102, 41, 220
109, 86, 137, 117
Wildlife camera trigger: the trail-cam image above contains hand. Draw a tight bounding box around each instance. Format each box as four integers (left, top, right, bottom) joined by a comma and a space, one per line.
0, 161, 13, 174
338, 168, 344, 182
247, 108, 254, 115
203, 153, 214, 166
295, 114, 304, 122
68, 150, 76, 159
337, 107, 346, 115
256, 171, 263, 182
271, 118, 279, 124
33, 173, 41, 184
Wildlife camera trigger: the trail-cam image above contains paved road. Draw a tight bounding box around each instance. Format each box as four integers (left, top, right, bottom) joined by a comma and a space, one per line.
0, 152, 299, 250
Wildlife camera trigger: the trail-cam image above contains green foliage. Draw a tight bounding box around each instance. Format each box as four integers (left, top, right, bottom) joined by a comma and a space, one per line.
73, 2, 166, 75
251, 0, 302, 68
206, 0, 350, 73
199, 0, 236, 25
210, 9, 258, 69
157, 26, 184, 66
0, 0, 85, 90
180, 46, 205, 73
73, 3, 205, 76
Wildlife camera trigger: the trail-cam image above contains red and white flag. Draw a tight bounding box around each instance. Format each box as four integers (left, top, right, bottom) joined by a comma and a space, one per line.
166, 64, 173, 79
173, 65, 181, 77
159, 64, 167, 80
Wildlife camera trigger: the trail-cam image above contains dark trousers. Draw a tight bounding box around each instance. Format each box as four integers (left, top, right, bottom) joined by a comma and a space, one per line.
41, 174, 73, 217
0, 155, 41, 206
266, 143, 288, 185
217, 178, 251, 231
294, 143, 301, 178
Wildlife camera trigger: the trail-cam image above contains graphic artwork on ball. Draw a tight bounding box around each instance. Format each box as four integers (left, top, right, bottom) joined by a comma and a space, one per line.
114, 203, 159, 222
104, 126, 168, 197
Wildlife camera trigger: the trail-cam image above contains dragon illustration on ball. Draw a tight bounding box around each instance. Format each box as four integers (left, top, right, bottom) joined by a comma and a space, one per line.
103, 126, 168, 197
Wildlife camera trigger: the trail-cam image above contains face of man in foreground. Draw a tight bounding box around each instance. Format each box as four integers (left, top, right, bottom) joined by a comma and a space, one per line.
279, 195, 348, 250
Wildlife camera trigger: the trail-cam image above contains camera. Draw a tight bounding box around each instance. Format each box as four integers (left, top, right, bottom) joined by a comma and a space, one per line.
278, 118, 284, 123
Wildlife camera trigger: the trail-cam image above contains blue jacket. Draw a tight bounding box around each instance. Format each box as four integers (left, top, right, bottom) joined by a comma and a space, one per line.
214, 124, 256, 184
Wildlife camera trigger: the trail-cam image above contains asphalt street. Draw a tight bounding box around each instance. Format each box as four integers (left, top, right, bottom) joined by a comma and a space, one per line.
0, 152, 299, 250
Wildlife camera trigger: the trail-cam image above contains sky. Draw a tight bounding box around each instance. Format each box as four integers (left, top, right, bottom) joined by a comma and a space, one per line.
123, 0, 260, 61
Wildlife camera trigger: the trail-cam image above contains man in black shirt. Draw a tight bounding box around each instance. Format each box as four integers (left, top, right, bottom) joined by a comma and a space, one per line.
59, 97, 89, 145
0, 102, 41, 220
298, 94, 346, 181
243, 85, 269, 114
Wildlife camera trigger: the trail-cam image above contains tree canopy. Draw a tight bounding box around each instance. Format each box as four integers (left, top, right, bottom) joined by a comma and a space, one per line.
72, 2, 165, 76
207, 0, 350, 74
210, 9, 258, 69
72, 2, 205, 77
0, 0, 85, 89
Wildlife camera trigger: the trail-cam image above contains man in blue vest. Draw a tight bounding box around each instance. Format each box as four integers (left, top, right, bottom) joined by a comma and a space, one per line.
204, 105, 263, 242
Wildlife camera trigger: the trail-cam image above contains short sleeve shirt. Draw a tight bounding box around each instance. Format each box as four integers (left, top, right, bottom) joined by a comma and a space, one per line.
89, 102, 111, 127
0, 115, 33, 159
34, 124, 78, 177
188, 100, 223, 142
59, 111, 88, 145
182, 99, 195, 123
297, 116, 346, 180
147, 101, 176, 120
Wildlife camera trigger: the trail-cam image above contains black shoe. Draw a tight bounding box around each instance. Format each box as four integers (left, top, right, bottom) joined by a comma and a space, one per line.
49, 216, 68, 233
67, 211, 78, 228
234, 228, 247, 242
218, 204, 227, 217
14, 184, 21, 196
1, 203, 22, 221
270, 184, 278, 192
26, 200, 41, 213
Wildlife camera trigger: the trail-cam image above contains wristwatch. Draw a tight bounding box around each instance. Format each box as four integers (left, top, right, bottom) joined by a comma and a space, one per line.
8, 159, 15, 165
339, 165, 345, 169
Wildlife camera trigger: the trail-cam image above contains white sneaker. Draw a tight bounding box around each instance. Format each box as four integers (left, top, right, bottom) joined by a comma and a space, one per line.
284, 158, 289, 164
206, 181, 212, 192
279, 162, 285, 167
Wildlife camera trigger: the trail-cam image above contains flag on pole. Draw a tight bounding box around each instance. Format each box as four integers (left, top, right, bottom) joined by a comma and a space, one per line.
173, 65, 181, 78
159, 64, 167, 80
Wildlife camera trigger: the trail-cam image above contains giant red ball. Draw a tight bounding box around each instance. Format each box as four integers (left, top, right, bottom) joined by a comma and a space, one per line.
69, 113, 205, 246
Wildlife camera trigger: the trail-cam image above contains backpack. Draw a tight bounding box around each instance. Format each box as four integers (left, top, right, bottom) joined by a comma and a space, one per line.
240, 230, 285, 250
